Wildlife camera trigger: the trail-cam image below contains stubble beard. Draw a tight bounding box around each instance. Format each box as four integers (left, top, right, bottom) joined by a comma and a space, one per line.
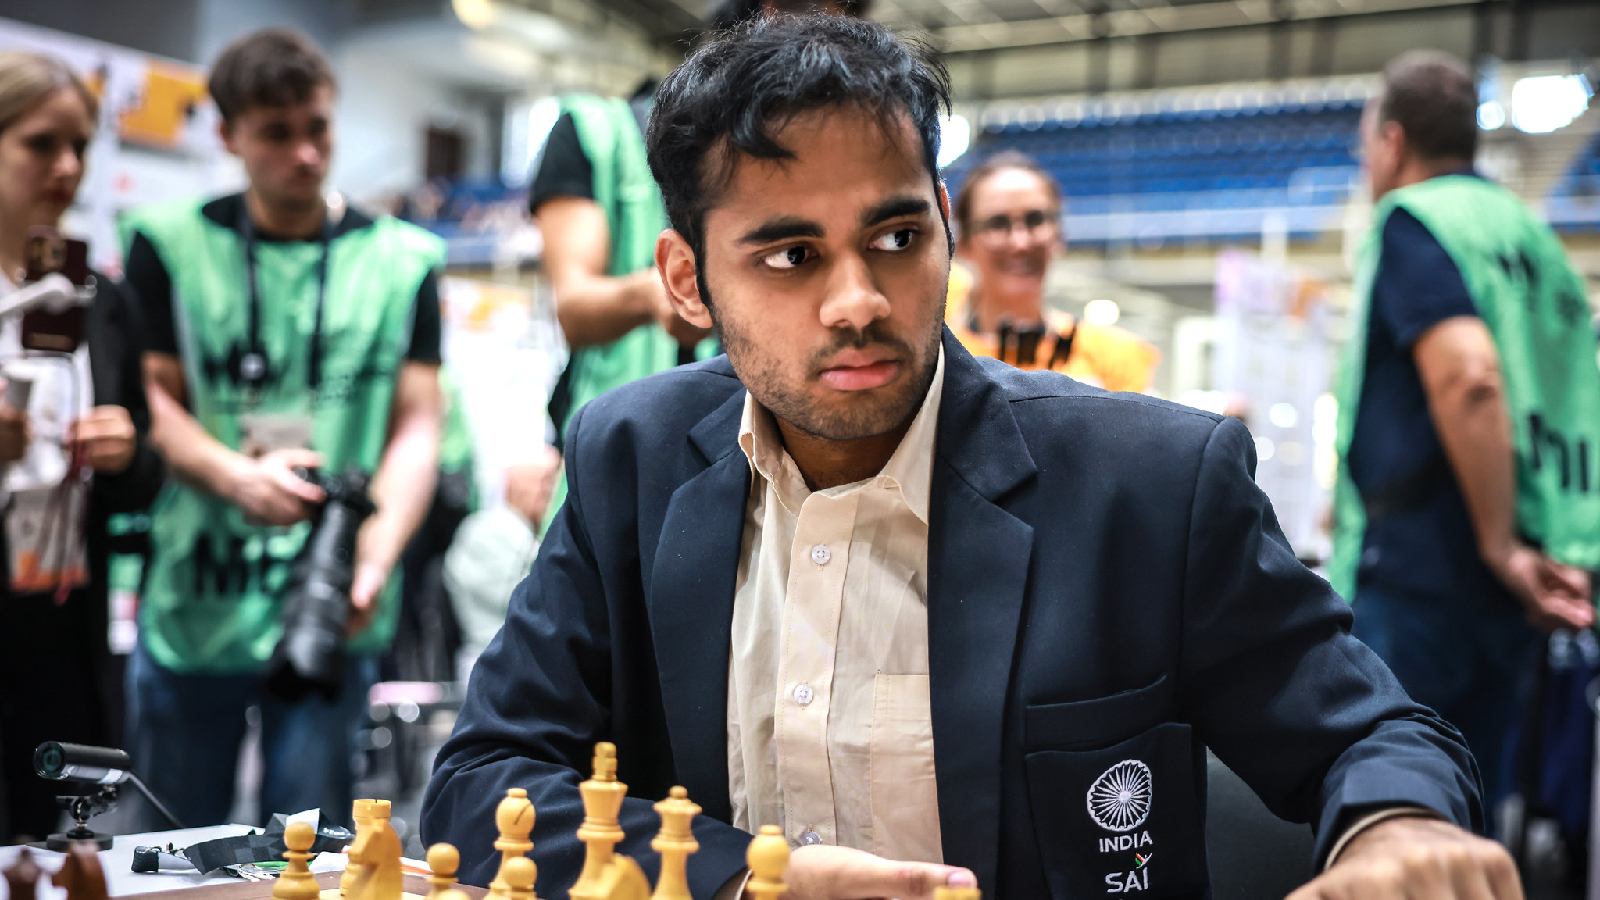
716, 306, 944, 443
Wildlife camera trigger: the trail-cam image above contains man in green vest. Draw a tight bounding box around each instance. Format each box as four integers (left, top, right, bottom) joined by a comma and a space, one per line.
530, 0, 865, 516
1331, 50, 1600, 824
122, 29, 444, 827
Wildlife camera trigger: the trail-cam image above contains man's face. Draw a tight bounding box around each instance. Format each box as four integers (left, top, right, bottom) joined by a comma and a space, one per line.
659, 107, 949, 442
955, 167, 1060, 310
221, 83, 334, 212
1360, 99, 1402, 201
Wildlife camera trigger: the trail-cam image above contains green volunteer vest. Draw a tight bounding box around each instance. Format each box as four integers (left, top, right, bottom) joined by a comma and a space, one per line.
123, 197, 445, 672
439, 365, 479, 513
545, 94, 718, 514
1329, 175, 1600, 600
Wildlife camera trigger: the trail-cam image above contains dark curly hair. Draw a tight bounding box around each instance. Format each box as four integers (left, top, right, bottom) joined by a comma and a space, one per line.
646, 13, 951, 270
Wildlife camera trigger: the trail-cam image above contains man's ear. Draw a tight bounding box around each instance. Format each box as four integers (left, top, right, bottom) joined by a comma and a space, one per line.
656, 229, 714, 330
938, 181, 955, 255
1380, 119, 1406, 166
218, 118, 238, 156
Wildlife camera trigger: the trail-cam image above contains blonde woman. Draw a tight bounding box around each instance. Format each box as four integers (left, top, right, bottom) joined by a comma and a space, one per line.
0, 51, 161, 842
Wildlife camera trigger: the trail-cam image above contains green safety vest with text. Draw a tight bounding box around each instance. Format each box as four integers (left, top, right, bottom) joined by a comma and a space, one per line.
1329, 175, 1600, 600
123, 197, 445, 673
545, 95, 719, 516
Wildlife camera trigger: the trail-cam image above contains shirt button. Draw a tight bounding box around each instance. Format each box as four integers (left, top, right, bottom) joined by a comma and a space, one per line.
793, 683, 815, 707
800, 830, 823, 846
810, 544, 831, 565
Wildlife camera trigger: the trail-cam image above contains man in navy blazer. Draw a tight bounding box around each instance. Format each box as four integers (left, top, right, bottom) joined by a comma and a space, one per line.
424, 16, 1517, 900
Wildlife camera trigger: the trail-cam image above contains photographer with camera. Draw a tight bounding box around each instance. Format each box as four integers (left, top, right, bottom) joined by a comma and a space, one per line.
0, 51, 163, 844
121, 30, 443, 828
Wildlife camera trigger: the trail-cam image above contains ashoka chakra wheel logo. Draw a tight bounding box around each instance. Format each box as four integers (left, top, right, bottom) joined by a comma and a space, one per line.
1086, 760, 1153, 832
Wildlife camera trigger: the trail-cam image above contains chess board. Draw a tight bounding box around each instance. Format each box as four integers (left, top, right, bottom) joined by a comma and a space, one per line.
127, 871, 488, 900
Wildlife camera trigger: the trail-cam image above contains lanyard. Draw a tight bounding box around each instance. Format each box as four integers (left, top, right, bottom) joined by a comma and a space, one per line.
238, 201, 333, 397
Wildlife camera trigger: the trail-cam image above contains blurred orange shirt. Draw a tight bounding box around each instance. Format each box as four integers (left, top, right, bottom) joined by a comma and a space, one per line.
944, 265, 1159, 393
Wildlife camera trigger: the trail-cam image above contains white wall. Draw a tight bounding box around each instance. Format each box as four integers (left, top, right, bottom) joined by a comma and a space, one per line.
330, 41, 496, 206
193, 0, 348, 65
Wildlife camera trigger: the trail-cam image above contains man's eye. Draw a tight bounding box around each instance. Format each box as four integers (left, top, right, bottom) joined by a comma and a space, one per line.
262, 126, 291, 143
870, 229, 916, 252
24, 135, 55, 156
762, 246, 810, 269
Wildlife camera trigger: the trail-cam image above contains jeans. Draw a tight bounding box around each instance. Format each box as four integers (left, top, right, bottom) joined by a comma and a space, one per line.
125, 641, 376, 829
1352, 583, 1536, 831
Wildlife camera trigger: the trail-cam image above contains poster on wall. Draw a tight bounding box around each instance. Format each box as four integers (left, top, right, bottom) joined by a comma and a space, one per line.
0, 18, 228, 273
1212, 248, 1338, 563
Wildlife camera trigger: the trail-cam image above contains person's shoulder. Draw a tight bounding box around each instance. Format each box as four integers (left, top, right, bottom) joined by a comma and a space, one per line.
559, 93, 609, 111
570, 355, 743, 445
980, 358, 1226, 457
123, 194, 219, 241
344, 206, 447, 264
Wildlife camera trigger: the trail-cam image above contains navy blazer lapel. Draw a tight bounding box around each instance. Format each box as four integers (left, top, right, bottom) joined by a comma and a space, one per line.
928, 332, 1037, 892
649, 389, 750, 824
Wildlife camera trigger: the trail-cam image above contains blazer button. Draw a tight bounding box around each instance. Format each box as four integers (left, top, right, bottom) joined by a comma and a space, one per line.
810, 544, 831, 565
800, 830, 823, 846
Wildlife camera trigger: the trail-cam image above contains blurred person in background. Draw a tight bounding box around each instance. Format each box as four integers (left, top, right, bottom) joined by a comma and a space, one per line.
949, 152, 1158, 392
121, 29, 444, 827
1330, 50, 1600, 827
0, 50, 163, 843
532, 0, 867, 518
443, 442, 559, 684
386, 367, 480, 687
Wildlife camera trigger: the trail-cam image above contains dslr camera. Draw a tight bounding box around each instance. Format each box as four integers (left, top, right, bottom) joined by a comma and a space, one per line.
265, 467, 377, 703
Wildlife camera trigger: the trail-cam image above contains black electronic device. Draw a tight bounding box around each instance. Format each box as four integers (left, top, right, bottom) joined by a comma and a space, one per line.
33, 741, 184, 847
20, 227, 89, 353
264, 467, 377, 703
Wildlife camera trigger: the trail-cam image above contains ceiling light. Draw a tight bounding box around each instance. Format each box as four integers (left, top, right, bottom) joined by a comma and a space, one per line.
454, 0, 496, 30
938, 114, 970, 169
1511, 74, 1591, 134
1084, 298, 1120, 327
1477, 101, 1505, 131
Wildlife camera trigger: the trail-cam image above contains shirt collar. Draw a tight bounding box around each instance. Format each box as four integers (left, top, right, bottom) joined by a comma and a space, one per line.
739, 343, 945, 523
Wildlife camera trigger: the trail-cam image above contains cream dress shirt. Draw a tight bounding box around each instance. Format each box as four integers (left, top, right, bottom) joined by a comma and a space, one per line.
726, 346, 945, 864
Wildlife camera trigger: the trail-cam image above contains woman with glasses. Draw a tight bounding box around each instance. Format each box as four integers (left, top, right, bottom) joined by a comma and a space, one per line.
949, 151, 1158, 393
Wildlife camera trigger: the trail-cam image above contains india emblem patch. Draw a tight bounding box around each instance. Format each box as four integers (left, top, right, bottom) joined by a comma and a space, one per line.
1087, 759, 1153, 832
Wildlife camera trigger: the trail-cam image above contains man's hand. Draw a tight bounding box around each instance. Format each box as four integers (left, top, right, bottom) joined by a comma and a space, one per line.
69, 406, 137, 474
505, 446, 562, 530
346, 560, 388, 639
226, 447, 326, 527
1487, 541, 1593, 632
645, 272, 712, 348
0, 402, 29, 465
1291, 816, 1521, 900
775, 845, 977, 900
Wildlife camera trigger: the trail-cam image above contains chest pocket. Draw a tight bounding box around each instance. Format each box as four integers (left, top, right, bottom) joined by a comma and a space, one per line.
1023, 676, 1209, 900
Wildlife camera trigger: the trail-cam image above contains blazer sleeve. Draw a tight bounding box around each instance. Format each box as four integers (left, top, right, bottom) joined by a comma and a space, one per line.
420, 403, 751, 898
1175, 416, 1480, 865
90, 277, 164, 513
